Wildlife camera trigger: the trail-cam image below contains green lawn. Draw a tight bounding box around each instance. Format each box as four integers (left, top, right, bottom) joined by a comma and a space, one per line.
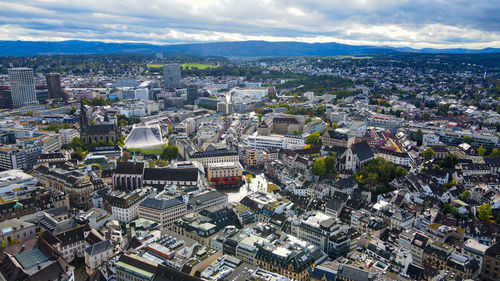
146, 64, 164, 68
182, 63, 217, 70
127, 144, 168, 155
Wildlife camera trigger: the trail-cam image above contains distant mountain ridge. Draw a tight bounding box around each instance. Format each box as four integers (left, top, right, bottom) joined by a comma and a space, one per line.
0, 40, 499, 57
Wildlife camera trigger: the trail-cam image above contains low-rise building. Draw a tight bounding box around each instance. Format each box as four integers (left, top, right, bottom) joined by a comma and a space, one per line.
188, 191, 228, 212
254, 235, 325, 281
116, 254, 158, 281
206, 162, 243, 186
143, 167, 200, 188
113, 162, 145, 190
107, 187, 156, 223
374, 148, 411, 167
321, 130, 350, 147
462, 238, 488, 270
139, 197, 187, 228
190, 149, 239, 167
84, 240, 114, 275
482, 242, 500, 281
0, 218, 36, 244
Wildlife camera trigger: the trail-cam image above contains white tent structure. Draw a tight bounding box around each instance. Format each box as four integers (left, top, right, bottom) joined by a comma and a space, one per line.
123, 124, 165, 149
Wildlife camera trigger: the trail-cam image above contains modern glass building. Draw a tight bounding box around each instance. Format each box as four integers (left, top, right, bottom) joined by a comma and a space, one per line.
163, 63, 181, 89
8, 67, 38, 108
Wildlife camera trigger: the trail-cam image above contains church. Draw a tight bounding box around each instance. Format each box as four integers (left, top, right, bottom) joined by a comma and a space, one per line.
79, 103, 120, 144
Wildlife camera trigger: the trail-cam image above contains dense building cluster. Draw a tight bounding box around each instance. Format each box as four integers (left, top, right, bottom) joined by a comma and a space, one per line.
0, 54, 498, 281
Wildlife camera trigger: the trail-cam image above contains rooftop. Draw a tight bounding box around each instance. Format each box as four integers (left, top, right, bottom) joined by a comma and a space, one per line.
140, 197, 185, 210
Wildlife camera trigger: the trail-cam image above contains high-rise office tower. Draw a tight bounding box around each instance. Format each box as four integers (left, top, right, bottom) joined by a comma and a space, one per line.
8, 67, 38, 108
187, 84, 199, 105
163, 64, 181, 89
45, 73, 65, 99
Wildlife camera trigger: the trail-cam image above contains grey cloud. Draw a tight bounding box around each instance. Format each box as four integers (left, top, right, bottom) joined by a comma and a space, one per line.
0, 0, 498, 48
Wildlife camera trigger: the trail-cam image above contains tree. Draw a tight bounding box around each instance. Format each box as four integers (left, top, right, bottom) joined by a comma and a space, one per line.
443, 203, 459, 217
422, 147, 435, 160
442, 180, 457, 189
312, 158, 327, 176
121, 151, 131, 162
70, 137, 86, 150
324, 155, 336, 175
70, 106, 77, 114
354, 157, 405, 186
462, 136, 474, 144
305, 132, 320, 146
395, 166, 408, 177
478, 146, 487, 157
461, 190, 471, 201
316, 105, 326, 116
416, 129, 423, 146
487, 148, 500, 158
438, 154, 458, 169
257, 113, 263, 122
478, 203, 491, 221
161, 146, 179, 162
71, 151, 83, 161
330, 122, 338, 130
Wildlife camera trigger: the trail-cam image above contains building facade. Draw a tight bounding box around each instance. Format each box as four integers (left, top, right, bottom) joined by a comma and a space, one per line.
163, 64, 181, 89
138, 197, 187, 228
8, 67, 38, 108
45, 73, 65, 99
206, 162, 243, 186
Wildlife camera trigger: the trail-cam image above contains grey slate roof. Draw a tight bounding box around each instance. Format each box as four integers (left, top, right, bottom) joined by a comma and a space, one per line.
191, 149, 238, 159
324, 130, 348, 140
336, 264, 372, 281
140, 198, 185, 210
84, 240, 113, 256
353, 141, 374, 162
144, 168, 198, 182
115, 162, 145, 175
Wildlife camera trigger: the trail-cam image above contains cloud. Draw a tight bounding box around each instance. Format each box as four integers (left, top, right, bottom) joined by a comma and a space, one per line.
0, 0, 498, 49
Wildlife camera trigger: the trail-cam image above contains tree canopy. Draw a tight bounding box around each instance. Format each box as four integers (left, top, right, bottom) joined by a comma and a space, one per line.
161, 146, 179, 162
355, 157, 407, 186
478, 146, 487, 157
305, 132, 321, 146
478, 203, 492, 221
487, 148, 500, 158
324, 155, 336, 175
461, 190, 471, 201
437, 154, 458, 169
422, 147, 435, 160
312, 158, 327, 176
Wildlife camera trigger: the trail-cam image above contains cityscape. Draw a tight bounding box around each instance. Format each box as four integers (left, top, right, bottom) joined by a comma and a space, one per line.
0, 1, 500, 281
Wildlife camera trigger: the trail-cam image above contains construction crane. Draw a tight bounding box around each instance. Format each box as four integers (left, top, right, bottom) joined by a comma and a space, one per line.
375, 98, 389, 114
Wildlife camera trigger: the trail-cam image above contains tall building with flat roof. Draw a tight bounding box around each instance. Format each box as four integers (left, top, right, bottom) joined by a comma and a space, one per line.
8, 67, 38, 108
45, 73, 65, 99
187, 84, 198, 105
163, 63, 181, 89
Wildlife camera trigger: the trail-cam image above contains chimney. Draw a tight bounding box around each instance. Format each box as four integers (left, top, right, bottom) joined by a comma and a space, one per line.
37, 262, 41, 270
20, 244, 25, 252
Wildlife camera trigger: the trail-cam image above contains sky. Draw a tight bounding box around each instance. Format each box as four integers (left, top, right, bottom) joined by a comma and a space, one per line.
0, 0, 499, 49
